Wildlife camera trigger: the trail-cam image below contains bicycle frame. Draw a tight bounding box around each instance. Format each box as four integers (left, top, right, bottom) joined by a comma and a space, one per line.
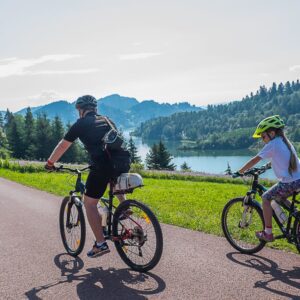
62, 166, 119, 240
243, 171, 300, 243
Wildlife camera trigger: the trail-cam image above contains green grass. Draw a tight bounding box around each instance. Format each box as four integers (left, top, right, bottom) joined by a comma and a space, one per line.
0, 168, 298, 254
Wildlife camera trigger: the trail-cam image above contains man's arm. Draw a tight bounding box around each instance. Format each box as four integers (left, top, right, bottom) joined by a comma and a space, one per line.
238, 155, 261, 174
47, 139, 73, 164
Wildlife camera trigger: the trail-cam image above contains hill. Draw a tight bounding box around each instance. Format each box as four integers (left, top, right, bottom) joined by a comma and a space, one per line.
134, 80, 300, 150
14, 94, 202, 129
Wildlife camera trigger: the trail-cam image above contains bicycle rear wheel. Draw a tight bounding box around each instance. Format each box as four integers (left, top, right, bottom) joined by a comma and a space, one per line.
293, 215, 300, 253
222, 197, 266, 254
113, 200, 163, 272
59, 196, 86, 257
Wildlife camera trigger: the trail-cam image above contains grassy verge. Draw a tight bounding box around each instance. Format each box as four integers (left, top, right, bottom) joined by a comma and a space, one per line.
0, 168, 298, 254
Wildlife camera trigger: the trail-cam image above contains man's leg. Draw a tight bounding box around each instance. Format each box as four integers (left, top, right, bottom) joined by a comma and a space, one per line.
84, 195, 105, 243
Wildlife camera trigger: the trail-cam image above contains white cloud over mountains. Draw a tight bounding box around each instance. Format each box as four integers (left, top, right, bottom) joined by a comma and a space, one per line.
0, 54, 99, 78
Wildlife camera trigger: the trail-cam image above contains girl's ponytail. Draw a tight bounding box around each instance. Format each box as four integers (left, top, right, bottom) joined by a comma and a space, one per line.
276, 128, 298, 175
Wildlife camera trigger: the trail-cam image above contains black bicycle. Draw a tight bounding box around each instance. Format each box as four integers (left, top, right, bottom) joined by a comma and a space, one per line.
57, 165, 163, 272
222, 163, 300, 254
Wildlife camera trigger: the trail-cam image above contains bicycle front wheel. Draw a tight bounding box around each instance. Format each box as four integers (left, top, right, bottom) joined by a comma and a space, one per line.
59, 196, 86, 257
113, 200, 163, 272
222, 197, 266, 254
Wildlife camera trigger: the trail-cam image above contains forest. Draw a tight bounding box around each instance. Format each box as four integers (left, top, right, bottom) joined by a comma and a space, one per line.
134, 80, 300, 150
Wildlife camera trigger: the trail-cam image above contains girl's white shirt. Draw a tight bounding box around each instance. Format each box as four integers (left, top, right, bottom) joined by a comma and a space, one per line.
258, 136, 300, 183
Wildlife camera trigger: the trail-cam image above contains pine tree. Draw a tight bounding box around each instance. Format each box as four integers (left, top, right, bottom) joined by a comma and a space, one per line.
4, 109, 13, 130
0, 127, 10, 158
145, 143, 160, 169
0, 112, 4, 129
278, 83, 284, 95
51, 116, 65, 149
24, 107, 37, 159
128, 136, 141, 163
6, 115, 25, 158
35, 113, 52, 160
285, 81, 292, 95
180, 161, 191, 172
157, 140, 176, 170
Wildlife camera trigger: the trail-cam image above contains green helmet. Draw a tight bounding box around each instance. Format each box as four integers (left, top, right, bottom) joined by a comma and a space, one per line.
253, 115, 284, 138
75, 95, 97, 110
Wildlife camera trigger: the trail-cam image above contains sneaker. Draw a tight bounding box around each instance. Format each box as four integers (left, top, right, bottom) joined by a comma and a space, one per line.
119, 208, 133, 221
87, 241, 110, 258
255, 231, 274, 242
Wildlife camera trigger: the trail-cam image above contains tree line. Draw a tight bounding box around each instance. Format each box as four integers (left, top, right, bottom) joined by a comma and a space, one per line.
0, 109, 179, 170
0, 108, 88, 163
134, 80, 300, 150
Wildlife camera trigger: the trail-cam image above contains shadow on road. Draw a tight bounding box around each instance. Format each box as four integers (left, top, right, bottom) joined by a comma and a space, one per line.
226, 252, 300, 299
25, 253, 166, 299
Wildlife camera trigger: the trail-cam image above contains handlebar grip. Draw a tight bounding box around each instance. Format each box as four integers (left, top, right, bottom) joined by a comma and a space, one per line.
232, 172, 242, 178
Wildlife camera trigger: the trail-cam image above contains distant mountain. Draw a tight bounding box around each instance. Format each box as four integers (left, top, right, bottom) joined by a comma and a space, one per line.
15, 94, 202, 129
100, 94, 139, 111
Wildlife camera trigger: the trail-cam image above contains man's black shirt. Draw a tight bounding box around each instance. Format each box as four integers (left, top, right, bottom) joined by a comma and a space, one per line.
64, 111, 113, 164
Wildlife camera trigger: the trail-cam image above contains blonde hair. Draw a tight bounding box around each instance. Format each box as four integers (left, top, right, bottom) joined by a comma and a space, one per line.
271, 128, 298, 175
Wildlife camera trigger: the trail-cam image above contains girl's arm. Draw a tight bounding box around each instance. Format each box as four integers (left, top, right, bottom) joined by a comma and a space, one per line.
238, 155, 262, 174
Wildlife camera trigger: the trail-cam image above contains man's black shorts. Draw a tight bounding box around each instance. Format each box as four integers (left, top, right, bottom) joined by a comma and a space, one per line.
85, 167, 112, 199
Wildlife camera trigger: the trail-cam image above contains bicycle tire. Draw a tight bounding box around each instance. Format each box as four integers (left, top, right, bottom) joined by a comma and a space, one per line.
59, 196, 86, 257
222, 197, 266, 254
113, 199, 163, 272
293, 214, 300, 253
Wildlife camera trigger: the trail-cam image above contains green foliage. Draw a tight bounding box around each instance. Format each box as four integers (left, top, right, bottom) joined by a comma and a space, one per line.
130, 162, 145, 173
2, 110, 88, 164
146, 140, 176, 170
180, 161, 191, 172
135, 80, 300, 150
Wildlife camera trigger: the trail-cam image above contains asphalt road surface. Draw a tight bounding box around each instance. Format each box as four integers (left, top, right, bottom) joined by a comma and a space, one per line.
0, 177, 299, 300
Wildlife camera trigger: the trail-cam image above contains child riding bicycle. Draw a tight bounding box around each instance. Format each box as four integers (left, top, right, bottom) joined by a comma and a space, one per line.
236, 115, 300, 242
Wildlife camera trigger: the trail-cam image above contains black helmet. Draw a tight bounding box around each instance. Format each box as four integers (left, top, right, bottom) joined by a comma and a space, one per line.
75, 95, 97, 109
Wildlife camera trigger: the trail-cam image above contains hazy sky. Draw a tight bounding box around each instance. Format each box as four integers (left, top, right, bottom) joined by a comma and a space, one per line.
0, 0, 299, 111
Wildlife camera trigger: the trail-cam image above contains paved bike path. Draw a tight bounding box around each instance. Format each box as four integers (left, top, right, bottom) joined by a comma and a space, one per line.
0, 177, 299, 300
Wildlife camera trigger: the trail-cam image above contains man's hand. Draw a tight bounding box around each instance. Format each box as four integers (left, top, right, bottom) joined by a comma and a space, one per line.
45, 160, 56, 171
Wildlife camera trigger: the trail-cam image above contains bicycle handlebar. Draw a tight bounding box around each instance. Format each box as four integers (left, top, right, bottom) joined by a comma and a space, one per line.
229, 162, 272, 178
55, 165, 91, 174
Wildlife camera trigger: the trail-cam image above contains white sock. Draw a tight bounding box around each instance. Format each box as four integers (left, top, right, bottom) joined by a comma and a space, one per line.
265, 227, 272, 235
96, 241, 106, 247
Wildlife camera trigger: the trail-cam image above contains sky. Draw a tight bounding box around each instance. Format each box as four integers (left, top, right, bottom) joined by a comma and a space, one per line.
0, 0, 300, 112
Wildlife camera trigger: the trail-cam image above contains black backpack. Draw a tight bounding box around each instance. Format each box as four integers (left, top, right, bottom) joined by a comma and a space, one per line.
102, 116, 131, 177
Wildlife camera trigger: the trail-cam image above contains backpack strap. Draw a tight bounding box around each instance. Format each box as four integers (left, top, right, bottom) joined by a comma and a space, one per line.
103, 116, 117, 131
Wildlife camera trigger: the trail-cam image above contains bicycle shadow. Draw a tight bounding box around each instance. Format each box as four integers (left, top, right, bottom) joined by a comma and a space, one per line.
25, 253, 166, 300
226, 252, 300, 299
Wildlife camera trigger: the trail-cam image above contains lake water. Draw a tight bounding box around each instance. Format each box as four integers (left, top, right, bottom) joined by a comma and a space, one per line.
129, 135, 276, 180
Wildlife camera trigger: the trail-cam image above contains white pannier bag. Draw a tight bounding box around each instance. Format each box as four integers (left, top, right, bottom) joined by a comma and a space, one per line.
114, 173, 143, 192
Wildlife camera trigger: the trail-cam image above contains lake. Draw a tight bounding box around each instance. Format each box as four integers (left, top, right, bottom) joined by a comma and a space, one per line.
129, 135, 276, 180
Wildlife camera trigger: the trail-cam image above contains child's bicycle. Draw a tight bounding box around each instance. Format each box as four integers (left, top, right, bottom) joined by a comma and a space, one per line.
221, 163, 300, 254
56, 165, 163, 273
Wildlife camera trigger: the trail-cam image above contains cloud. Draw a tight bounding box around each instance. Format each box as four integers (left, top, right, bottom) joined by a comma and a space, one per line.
289, 65, 300, 72
0, 54, 98, 78
23, 68, 99, 75
119, 52, 161, 60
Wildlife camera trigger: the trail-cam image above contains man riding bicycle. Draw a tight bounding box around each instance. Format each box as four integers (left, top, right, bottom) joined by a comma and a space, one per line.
45, 95, 130, 257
